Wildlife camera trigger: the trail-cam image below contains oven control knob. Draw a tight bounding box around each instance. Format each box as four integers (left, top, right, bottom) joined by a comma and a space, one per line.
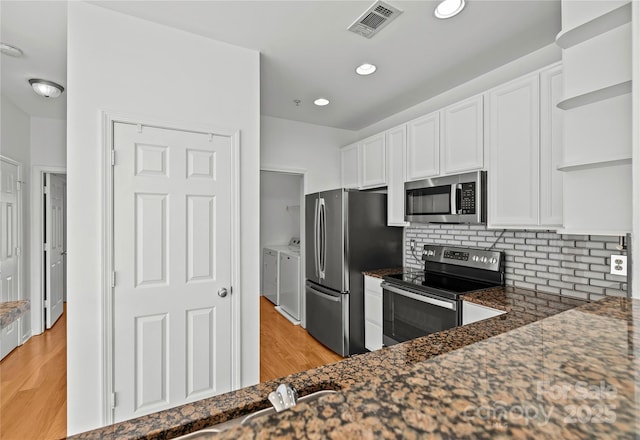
490, 258, 497, 264
481, 257, 488, 264
472, 256, 479, 262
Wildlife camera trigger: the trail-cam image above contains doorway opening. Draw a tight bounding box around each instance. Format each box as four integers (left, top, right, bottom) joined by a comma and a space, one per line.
31, 168, 67, 334
43, 173, 67, 329
260, 170, 304, 323
259, 169, 343, 382
0, 163, 68, 440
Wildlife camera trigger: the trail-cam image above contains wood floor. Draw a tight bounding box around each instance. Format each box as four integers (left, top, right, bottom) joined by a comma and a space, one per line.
0, 309, 67, 440
0, 298, 341, 439
260, 296, 343, 382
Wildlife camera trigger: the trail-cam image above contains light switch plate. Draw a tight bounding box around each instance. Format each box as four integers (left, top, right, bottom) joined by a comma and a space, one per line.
610, 255, 627, 276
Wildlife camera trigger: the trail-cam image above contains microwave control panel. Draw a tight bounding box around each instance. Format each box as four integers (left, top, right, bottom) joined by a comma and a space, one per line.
460, 182, 476, 214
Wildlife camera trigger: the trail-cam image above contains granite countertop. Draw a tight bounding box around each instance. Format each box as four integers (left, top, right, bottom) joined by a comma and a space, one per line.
219, 297, 639, 439
0, 300, 30, 328
362, 267, 404, 278
71, 285, 597, 440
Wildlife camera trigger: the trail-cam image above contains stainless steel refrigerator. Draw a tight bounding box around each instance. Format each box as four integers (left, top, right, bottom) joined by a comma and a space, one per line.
305, 189, 403, 356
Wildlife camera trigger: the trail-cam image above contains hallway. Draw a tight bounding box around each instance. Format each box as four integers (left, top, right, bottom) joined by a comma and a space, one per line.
0, 310, 67, 440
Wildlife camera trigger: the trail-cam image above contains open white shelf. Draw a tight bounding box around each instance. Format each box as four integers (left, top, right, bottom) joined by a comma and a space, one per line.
557, 155, 631, 172
557, 80, 631, 110
556, 2, 631, 49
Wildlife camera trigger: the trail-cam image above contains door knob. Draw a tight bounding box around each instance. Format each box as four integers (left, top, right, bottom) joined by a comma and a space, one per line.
217, 287, 228, 298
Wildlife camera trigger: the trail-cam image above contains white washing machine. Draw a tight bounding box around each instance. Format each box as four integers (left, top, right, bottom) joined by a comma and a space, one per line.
277, 246, 300, 322
262, 238, 301, 323
262, 247, 280, 305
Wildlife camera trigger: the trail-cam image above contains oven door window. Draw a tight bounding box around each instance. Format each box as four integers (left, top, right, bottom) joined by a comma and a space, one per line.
406, 186, 451, 215
383, 289, 458, 344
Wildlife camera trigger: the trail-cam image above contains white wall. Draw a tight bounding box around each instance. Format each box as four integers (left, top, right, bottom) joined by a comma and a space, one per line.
356, 44, 562, 139
66, 2, 260, 434
261, 115, 355, 194
0, 95, 31, 339
260, 171, 302, 250
30, 116, 66, 168
632, 0, 639, 298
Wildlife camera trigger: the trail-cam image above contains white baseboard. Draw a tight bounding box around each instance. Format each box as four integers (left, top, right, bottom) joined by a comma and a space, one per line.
274, 306, 301, 326
20, 330, 32, 345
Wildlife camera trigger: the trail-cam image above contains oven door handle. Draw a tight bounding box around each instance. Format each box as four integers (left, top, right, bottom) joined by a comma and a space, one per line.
381, 282, 457, 311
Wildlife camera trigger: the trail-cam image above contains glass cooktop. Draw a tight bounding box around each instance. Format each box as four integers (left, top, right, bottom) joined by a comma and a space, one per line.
384, 271, 500, 296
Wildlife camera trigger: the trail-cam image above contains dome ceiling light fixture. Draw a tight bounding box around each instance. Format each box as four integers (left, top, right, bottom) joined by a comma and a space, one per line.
355, 63, 377, 76
434, 0, 466, 19
1, 42, 24, 57
314, 98, 330, 106
28, 79, 65, 98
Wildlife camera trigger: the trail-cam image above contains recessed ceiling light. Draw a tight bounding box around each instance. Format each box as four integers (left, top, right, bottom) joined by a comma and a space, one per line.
28, 79, 65, 98
1, 42, 23, 57
314, 98, 330, 106
434, 0, 466, 19
355, 63, 377, 76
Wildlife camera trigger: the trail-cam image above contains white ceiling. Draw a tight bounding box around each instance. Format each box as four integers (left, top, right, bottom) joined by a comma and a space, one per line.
1, 1, 560, 130
1, 1, 67, 120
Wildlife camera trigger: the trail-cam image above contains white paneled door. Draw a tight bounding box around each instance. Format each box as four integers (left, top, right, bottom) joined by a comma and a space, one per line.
113, 123, 233, 422
0, 157, 21, 360
45, 173, 65, 329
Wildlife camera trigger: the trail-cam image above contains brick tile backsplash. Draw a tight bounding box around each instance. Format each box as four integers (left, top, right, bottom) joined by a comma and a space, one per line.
404, 224, 629, 300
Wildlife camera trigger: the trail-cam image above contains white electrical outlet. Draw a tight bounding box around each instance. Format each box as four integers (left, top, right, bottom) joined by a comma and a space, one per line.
410, 239, 416, 251
610, 255, 627, 276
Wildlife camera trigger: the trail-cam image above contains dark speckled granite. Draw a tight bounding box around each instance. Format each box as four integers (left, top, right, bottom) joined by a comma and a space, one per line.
362, 268, 404, 279
0, 300, 29, 328
70, 287, 599, 440
218, 297, 639, 439
462, 286, 588, 316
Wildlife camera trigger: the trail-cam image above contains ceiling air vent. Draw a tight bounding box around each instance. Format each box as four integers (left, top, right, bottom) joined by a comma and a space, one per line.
347, 1, 403, 39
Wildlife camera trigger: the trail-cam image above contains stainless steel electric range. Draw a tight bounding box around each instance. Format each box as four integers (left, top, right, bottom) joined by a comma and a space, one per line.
381, 244, 505, 346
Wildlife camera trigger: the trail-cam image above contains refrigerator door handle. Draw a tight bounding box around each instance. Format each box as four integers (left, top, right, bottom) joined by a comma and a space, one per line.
307, 285, 341, 303
314, 197, 319, 278
319, 198, 326, 279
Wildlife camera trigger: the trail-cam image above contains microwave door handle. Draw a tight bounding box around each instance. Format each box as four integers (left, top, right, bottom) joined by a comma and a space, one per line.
450, 184, 458, 215
381, 283, 457, 310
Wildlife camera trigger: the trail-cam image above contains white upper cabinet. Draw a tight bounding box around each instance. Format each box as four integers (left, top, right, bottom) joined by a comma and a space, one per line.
487, 73, 540, 227
386, 124, 408, 227
338, 63, 566, 231
340, 135, 387, 190
406, 112, 440, 181
441, 95, 484, 175
360, 133, 386, 188
539, 64, 564, 227
340, 142, 360, 189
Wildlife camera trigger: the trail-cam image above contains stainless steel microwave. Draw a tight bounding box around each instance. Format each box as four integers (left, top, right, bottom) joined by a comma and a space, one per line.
405, 171, 486, 224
